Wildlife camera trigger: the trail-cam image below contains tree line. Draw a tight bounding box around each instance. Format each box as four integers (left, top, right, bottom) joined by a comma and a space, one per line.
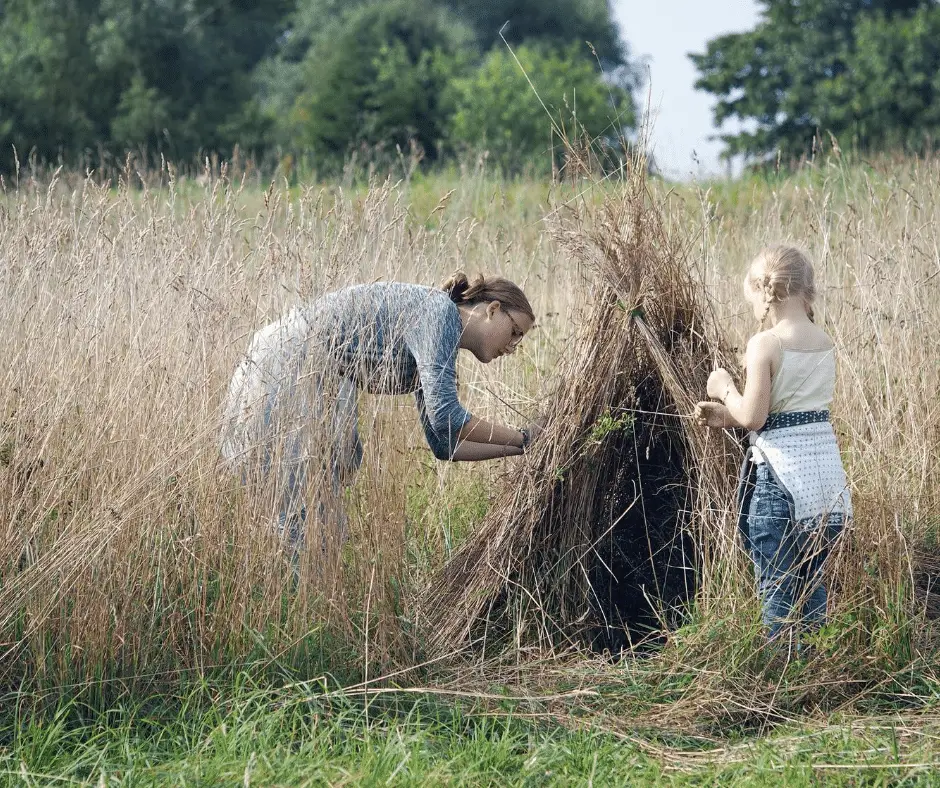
0, 0, 635, 175
2, 0, 939, 176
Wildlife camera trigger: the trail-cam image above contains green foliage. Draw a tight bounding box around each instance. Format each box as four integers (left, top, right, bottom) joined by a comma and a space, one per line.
845, 7, 940, 151
0, 0, 293, 167
289, 0, 467, 171
253, 0, 385, 148
447, 44, 633, 174
439, 0, 627, 67
0, 0, 104, 166
0, 0, 636, 172
110, 74, 172, 152
256, 0, 637, 170
691, 0, 939, 163
91, 0, 293, 158
586, 409, 636, 445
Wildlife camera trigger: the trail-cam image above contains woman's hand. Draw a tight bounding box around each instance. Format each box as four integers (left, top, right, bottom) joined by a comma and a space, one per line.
525, 415, 547, 445
706, 368, 735, 401
694, 401, 731, 429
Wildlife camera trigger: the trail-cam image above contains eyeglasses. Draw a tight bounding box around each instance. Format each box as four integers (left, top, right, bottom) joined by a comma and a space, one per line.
505, 310, 526, 348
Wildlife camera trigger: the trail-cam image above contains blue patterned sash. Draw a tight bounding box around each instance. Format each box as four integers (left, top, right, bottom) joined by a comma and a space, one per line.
760, 410, 830, 433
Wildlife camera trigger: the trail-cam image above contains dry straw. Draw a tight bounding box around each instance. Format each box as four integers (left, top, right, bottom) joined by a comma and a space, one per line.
424, 154, 744, 655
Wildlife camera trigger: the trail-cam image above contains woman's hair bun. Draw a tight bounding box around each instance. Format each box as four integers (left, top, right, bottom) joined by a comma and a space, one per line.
441, 271, 475, 304
439, 270, 535, 319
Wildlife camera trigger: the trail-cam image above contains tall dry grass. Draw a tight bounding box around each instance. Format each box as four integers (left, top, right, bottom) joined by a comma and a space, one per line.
0, 163, 575, 690
0, 154, 937, 700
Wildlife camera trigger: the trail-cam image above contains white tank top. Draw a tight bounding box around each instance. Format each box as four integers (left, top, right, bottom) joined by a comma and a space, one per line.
768, 341, 835, 414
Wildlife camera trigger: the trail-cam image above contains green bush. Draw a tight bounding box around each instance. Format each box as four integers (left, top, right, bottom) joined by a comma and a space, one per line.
447, 44, 634, 174
290, 0, 469, 172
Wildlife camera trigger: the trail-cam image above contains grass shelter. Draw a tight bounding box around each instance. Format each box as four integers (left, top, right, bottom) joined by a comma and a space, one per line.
425, 168, 743, 655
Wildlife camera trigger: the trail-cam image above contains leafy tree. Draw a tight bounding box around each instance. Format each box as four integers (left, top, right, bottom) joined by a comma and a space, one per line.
690, 0, 935, 163
259, 0, 636, 152
843, 6, 940, 151
447, 44, 633, 173
0, 0, 638, 172
90, 0, 293, 159
289, 0, 467, 170
0, 0, 105, 167
254, 0, 374, 146
0, 0, 293, 168
439, 0, 626, 66
109, 74, 173, 152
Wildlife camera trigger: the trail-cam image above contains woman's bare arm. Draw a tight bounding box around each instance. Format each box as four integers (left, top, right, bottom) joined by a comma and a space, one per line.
450, 440, 524, 461
457, 415, 525, 448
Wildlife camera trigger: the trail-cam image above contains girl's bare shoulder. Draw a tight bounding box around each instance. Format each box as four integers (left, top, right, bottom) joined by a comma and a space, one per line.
747, 329, 783, 350
746, 330, 783, 362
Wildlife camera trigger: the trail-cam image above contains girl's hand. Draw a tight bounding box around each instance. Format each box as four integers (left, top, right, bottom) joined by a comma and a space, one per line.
694, 401, 730, 429
706, 368, 734, 401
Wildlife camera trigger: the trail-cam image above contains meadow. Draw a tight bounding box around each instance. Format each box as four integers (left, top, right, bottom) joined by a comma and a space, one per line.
0, 153, 938, 784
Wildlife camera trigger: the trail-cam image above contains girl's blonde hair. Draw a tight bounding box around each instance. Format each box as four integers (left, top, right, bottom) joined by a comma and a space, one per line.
748, 245, 816, 320
440, 271, 535, 320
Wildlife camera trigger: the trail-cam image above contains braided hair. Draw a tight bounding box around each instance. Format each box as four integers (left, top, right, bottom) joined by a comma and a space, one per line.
748, 245, 816, 326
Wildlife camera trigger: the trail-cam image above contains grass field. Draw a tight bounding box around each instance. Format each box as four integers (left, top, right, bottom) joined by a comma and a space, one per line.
0, 153, 939, 784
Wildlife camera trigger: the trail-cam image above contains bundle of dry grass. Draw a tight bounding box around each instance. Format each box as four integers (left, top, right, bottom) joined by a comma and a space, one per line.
425, 165, 744, 654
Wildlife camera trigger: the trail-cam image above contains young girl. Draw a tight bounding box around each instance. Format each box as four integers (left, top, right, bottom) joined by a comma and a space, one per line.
695, 245, 852, 649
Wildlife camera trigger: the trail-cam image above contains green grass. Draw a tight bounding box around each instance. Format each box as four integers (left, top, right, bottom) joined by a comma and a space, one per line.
3, 677, 940, 786
4, 612, 938, 786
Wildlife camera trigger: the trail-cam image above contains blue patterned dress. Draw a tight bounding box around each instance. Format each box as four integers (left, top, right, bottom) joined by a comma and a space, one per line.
222, 283, 473, 543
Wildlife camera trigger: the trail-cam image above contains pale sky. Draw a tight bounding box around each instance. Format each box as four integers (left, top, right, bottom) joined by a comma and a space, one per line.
612, 0, 761, 180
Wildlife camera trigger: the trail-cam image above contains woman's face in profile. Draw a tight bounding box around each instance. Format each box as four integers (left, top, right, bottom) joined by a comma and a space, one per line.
474, 303, 534, 363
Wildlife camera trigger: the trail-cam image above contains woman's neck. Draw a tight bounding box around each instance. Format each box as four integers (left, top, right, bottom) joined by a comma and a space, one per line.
456, 304, 482, 352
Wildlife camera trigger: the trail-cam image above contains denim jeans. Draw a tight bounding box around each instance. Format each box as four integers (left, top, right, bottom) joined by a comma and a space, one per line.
745, 463, 842, 642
